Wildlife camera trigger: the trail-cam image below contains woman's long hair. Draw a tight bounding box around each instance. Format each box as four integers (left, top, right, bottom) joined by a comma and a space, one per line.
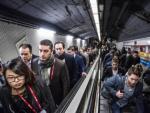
3, 58, 35, 86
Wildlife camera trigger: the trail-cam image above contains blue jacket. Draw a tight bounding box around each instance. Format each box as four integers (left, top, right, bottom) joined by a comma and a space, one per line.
74, 54, 85, 80
103, 75, 144, 113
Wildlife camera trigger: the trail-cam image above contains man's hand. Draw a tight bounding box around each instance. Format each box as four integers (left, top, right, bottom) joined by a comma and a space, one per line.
82, 72, 87, 76
116, 90, 124, 98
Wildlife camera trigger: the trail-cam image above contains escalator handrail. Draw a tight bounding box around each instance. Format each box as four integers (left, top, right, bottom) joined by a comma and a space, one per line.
64, 55, 100, 113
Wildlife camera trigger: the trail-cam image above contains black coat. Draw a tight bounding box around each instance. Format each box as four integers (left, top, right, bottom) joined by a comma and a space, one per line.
102, 66, 125, 81
55, 53, 77, 88
17, 54, 39, 75
48, 58, 70, 105
0, 77, 56, 113
33, 58, 70, 105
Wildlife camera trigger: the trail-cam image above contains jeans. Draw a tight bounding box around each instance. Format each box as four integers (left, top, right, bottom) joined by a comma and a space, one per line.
111, 102, 123, 113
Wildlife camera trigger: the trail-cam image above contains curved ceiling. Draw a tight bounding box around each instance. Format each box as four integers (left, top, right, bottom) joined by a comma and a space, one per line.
0, 0, 98, 39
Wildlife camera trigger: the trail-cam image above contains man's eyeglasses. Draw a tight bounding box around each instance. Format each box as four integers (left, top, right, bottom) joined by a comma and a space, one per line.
6, 75, 25, 83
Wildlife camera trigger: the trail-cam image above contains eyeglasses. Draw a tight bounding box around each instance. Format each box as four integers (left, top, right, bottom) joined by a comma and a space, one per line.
6, 75, 25, 83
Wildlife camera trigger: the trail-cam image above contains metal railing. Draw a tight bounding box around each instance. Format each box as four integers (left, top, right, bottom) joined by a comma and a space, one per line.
64, 54, 100, 113
54, 51, 101, 113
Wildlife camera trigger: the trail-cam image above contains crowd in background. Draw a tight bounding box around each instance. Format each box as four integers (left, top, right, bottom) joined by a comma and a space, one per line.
100, 38, 150, 113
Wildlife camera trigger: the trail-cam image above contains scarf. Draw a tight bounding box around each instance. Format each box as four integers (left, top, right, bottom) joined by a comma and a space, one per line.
38, 55, 54, 69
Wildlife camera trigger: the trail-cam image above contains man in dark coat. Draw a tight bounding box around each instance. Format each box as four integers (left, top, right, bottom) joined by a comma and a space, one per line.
37, 39, 70, 106
54, 41, 77, 88
67, 46, 86, 82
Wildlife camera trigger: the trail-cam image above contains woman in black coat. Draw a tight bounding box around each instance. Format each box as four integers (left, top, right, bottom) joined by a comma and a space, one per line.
0, 58, 56, 113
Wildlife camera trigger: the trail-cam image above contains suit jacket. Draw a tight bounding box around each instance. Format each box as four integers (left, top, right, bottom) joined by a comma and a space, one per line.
55, 53, 77, 88
74, 54, 85, 82
30, 54, 39, 72
18, 54, 39, 75
34, 58, 70, 105
49, 58, 70, 105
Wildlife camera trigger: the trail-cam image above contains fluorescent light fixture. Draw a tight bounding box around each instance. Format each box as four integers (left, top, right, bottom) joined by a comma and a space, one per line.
66, 35, 73, 40
148, 41, 150, 44
82, 40, 86, 47
76, 38, 81, 42
37, 28, 56, 37
66, 35, 74, 43
76, 38, 81, 47
89, 0, 101, 40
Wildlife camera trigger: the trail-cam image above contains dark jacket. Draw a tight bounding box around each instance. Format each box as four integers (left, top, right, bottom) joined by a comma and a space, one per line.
55, 52, 77, 88
0, 77, 56, 113
125, 54, 134, 72
102, 66, 125, 81
103, 75, 144, 113
49, 58, 70, 105
74, 54, 85, 82
18, 54, 39, 75
34, 58, 70, 106
30, 54, 39, 73
133, 57, 140, 65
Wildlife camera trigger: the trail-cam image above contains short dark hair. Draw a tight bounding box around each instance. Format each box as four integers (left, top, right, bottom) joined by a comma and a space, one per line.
40, 39, 53, 50
133, 51, 138, 54
74, 46, 78, 51
54, 41, 65, 48
3, 58, 35, 86
19, 43, 32, 53
68, 46, 74, 51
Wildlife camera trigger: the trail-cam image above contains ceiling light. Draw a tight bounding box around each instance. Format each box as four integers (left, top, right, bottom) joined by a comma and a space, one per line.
66, 35, 74, 43
37, 28, 56, 37
89, 0, 101, 40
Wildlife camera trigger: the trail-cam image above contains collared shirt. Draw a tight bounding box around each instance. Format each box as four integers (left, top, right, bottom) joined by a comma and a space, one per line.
74, 54, 76, 58
26, 60, 32, 69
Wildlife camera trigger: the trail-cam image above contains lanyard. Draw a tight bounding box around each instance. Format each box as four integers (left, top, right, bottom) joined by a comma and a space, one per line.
18, 85, 42, 113
50, 64, 54, 80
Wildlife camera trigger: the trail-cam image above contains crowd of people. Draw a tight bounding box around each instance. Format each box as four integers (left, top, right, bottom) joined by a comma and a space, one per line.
0, 39, 98, 113
101, 38, 150, 113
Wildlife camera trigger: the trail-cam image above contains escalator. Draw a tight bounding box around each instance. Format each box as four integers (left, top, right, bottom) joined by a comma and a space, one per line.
55, 51, 101, 113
